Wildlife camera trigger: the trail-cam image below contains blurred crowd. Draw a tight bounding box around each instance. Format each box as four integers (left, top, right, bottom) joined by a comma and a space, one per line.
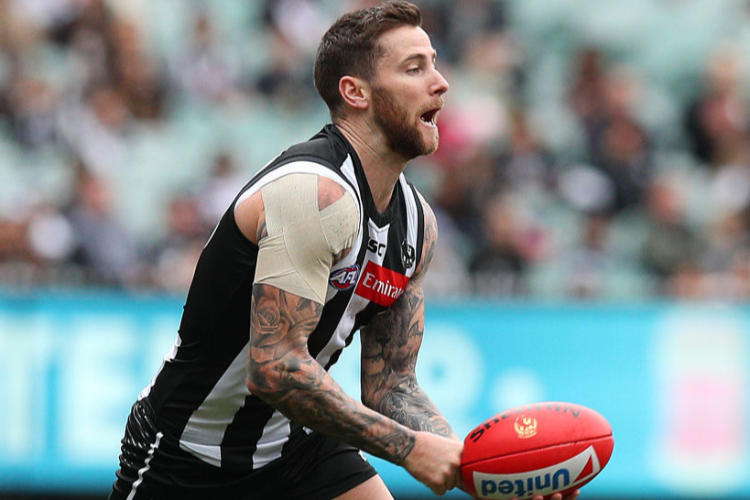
2, 0, 750, 301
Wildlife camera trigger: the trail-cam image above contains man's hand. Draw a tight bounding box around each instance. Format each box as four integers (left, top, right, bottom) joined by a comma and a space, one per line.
401, 431, 463, 496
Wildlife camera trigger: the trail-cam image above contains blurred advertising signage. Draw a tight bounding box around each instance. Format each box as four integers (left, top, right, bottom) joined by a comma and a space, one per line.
650, 311, 749, 495
0, 294, 748, 498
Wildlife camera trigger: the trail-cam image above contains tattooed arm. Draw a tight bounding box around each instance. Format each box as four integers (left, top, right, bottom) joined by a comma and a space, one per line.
358, 193, 463, 494
247, 283, 418, 464
360, 192, 457, 439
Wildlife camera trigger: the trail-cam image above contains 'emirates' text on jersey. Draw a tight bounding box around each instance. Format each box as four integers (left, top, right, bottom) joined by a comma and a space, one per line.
138, 125, 425, 471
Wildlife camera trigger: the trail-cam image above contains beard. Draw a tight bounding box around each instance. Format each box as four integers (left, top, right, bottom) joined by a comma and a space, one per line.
371, 86, 438, 160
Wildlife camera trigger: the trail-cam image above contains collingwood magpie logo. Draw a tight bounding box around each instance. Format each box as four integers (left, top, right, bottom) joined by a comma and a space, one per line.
401, 241, 415, 269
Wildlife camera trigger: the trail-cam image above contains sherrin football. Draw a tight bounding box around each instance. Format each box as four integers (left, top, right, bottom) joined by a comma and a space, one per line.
461, 402, 614, 500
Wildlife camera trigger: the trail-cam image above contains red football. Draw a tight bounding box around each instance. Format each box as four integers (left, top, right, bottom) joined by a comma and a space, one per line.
461, 402, 614, 499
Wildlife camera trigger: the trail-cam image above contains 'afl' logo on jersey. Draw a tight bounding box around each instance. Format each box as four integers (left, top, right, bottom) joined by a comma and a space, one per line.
329, 264, 360, 291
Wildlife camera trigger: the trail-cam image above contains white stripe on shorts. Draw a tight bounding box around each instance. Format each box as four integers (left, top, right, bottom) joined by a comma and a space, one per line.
126, 431, 163, 500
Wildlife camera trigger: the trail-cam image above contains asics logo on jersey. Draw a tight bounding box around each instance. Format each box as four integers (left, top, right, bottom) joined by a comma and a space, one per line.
329, 265, 360, 290
367, 238, 386, 256
355, 261, 408, 306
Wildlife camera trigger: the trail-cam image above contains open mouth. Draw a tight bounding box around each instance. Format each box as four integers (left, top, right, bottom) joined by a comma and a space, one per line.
420, 108, 440, 127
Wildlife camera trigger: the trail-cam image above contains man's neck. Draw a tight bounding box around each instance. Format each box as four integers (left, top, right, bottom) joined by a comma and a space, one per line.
335, 118, 408, 214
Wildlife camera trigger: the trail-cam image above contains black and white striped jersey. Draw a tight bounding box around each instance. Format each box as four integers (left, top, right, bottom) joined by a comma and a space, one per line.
138, 124, 425, 473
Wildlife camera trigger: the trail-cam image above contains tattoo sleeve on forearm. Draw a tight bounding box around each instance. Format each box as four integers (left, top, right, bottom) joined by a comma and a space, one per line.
360, 195, 455, 438
360, 278, 456, 438
248, 284, 416, 464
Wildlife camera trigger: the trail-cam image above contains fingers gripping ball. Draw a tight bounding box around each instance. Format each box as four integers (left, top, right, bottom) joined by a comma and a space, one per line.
461, 402, 614, 500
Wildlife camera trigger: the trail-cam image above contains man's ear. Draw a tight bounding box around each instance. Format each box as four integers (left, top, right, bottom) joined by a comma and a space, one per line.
338, 76, 370, 111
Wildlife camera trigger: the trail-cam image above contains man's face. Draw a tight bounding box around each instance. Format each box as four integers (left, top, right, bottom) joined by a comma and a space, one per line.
370, 25, 449, 160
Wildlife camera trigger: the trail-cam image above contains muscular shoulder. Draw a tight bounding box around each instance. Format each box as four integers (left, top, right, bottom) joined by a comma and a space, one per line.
414, 189, 438, 277
235, 171, 359, 246
243, 171, 359, 304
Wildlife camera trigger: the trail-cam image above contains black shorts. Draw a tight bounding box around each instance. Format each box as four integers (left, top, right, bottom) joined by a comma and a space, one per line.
109, 401, 378, 500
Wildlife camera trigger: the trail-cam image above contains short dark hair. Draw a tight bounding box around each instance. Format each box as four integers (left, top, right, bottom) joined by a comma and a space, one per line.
313, 1, 422, 116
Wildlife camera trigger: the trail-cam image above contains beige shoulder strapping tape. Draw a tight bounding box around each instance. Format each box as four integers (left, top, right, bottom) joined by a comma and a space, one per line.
254, 173, 359, 304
